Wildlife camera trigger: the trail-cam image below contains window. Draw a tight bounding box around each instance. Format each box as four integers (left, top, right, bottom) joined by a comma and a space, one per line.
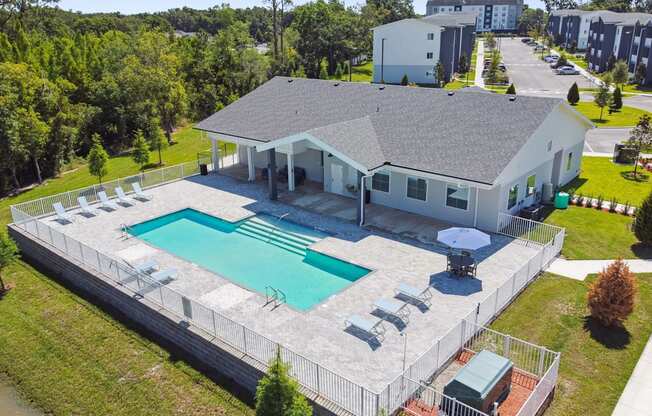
427, 33, 434, 40
547, 140, 553, 152
566, 152, 573, 171
426, 52, 434, 59
508, 185, 518, 209
372, 173, 390, 192
407, 177, 427, 201
446, 184, 469, 210
526, 175, 536, 197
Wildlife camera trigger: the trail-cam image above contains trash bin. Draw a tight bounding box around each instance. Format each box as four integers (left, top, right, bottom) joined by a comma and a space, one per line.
554, 192, 569, 209
200, 163, 208, 176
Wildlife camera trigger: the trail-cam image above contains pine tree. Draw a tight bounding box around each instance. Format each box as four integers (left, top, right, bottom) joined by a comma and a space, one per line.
587, 259, 637, 327
634, 191, 652, 245
148, 127, 166, 166
87, 134, 109, 185
255, 349, 312, 416
612, 60, 629, 88
567, 82, 580, 105
400, 74, 409, 86
506, 83, 516, 94
594, 74, 612, 121
435, 61, 446, 87
611, 87, 623, 111
131, 129, 150, 171
0, 233, 18, 293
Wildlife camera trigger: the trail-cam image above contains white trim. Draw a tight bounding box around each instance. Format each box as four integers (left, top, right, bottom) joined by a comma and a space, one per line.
406, 175, 428, 202
473, 187, 479, 228
507, 183, 519, 210
526, 174, 536, 197
444, 183, 470, 211
371, 171, 391, 193
375, 165, 494, 190
206, 132, 263, 147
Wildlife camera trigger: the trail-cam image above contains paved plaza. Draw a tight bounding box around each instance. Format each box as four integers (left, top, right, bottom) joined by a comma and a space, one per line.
45, 173, 540, 392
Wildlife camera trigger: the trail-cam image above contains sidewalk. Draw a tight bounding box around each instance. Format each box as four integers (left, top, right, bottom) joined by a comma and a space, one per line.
547, 258, 652, 280
474, 40, 485, 88
612, 335, 652, 416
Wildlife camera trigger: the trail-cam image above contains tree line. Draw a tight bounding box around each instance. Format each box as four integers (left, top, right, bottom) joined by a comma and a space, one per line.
0, 0, 415, 196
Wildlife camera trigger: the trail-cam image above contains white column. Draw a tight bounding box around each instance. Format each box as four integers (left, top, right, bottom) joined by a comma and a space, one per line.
473, 186, 480, 228
287, 152, 295, 191
211, 139, 220, 172
247, 146, 255, 182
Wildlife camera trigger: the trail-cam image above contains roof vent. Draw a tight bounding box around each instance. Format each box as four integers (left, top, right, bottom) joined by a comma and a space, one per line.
508, 95, 517, 102
376, 106, 380, 112
287, 78, 294, 83
447, 91, 455, 96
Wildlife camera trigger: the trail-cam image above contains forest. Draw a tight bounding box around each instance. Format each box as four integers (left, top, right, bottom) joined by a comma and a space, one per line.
0, 0, 415, 195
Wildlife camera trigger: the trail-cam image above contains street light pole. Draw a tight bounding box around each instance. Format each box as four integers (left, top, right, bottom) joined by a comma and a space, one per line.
381, 38, 386, 83
400, 330, 408, 401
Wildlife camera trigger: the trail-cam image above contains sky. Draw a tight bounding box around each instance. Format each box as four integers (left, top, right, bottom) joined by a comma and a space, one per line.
56, 0, 546, 16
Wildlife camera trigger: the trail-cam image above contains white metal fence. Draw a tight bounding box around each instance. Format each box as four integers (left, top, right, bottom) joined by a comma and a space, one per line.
9, 162, 564, 416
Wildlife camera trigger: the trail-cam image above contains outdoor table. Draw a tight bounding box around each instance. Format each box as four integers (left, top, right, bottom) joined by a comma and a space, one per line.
450, 255, 475, 277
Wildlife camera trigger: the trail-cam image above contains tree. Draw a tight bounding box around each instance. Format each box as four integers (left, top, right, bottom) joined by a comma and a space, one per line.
255, 349, 312, 416
364, 0, 415, 25
435, 61, 445, 87
506, 83, 516, 94
131, 129, 150, 171
606, 54, 617, 71
594, 76, 612, 121
400, 74, 409, 86
611, 86, 623, 111
87, 134, 109, 185
148, 125, 167, 166
0, 233, 18, 293
319, 63, 329, 79
612, 60, 629, 87
587, 259, 637, 327
485, 32, 496, 50
634, 191, 652, 245
517, 8, 545, 35
458, 53, 470, 85
567, 82, 580, 105
485, 49, 502, 85
334, 63, 343, 80
635, 63, 647, 85
626, 114, 652, 178
543, 0, 578, 13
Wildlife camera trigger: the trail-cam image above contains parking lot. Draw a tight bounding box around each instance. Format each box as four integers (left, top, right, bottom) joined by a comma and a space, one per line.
500, 37, 596, 96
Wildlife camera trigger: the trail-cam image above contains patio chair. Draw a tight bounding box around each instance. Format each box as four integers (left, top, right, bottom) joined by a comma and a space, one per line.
131, 182, 152, 201
374, 298, 410, 324
114, 187, 135, 206
148, 268, 177, 284
78, 196, 100, 216
345, 315, 387, 343
133, 259, 159, 274
395, 282, 432, 308
97, 191, 119, 211
53, 202, 74, 223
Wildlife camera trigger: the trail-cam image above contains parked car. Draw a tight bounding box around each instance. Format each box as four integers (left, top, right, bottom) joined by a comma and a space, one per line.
533, 45, 545, 52
521, 38, 531, 43
550, 60, 569, 69
556, 66, 579, 75
543, 55, 559, 63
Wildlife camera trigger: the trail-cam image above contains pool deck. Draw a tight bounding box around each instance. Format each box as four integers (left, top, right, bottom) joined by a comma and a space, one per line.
45, 173, 540, 393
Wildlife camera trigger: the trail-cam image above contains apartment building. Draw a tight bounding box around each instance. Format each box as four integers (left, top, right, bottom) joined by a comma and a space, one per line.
547, 9, 599, 50
426, 0, 523, 32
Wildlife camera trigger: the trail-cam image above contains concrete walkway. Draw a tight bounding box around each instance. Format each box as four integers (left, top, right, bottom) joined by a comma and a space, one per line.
612, 335, 652, 416
547, 258, 652, 280
474, 40, 484, 88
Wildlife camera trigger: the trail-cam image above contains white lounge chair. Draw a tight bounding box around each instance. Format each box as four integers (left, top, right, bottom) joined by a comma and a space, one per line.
114, 187, 135, 206
345, 314, 386, 343
133, 259, 158, 274
131, 182, 152, 201
97, 191, 119, 211
395, 283, 432, 308
149, 268, 177, 284
53, 202, 74, 223
374, 298, 411, 324
78, 196, 99, 216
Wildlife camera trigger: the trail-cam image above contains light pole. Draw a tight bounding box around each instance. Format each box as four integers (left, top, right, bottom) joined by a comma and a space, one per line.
400, 330, 408, 401
380, 38, 386, 83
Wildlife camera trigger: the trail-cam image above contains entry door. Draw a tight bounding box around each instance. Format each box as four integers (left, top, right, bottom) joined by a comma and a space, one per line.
330, 164, 345, 195
551, 150, 563, 186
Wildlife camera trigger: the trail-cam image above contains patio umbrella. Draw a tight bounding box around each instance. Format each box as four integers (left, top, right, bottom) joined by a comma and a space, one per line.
437, 227, 491, 251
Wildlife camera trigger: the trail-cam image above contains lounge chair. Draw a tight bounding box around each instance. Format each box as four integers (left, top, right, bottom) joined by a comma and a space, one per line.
115, 187, 135, 206
133, 259, 158, 274
374, 298, 410, 324
395, 282, 432, 308
78, 196, 100, 216
131, 182, 152, 201
53, 202, 74, 223
345, 314, 386, 343
97, 191, 119, 210
149, 268, 177, 284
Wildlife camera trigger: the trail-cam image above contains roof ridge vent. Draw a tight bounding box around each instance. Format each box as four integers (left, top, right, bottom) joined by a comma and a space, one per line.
288, 78, 294, 83
508, 95, 517, 102
447, 91, 455, 96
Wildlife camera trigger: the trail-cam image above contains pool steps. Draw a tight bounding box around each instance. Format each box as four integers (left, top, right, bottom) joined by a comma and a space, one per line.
235, 217, 320, 256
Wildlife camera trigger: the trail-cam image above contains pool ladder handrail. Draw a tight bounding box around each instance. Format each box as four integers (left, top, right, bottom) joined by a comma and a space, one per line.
266, 212, 290, 242
265, 286, 286, 308
121, 223, 133, 240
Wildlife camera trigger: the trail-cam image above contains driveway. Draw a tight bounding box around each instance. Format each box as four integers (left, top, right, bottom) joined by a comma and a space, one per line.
584, 128, 630, 154
500, 38, 595, 96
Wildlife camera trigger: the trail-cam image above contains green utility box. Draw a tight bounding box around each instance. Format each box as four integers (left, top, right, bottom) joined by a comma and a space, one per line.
554, 192, 569, 209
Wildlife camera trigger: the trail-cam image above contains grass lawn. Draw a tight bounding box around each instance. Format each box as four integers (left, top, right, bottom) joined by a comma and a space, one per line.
563, 156, 652, 206
621, 83, 652, 94
572, 101, 651, 127
0, 261, 254, 416
491, 272, 652, 416
0, 125, 250, 415
330, 61, 373, 83
543, 206, 651, 260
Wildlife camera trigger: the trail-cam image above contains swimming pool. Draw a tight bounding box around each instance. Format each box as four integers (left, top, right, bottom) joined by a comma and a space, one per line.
129, 209, 370, 310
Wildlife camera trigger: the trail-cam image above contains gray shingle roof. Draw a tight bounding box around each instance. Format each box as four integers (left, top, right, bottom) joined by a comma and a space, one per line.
426, 0, 522, 6
195, 78, 564, 185
422, 12, 478, 26
550, 9, 590, 17
598, 11, 652, 25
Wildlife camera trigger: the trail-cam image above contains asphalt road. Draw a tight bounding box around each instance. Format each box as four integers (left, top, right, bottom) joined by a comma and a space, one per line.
499, 38, 595, 96
584, 128, 630, 154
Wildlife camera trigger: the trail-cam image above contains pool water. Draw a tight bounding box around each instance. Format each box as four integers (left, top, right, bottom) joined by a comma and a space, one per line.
129, 209, 370, 310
